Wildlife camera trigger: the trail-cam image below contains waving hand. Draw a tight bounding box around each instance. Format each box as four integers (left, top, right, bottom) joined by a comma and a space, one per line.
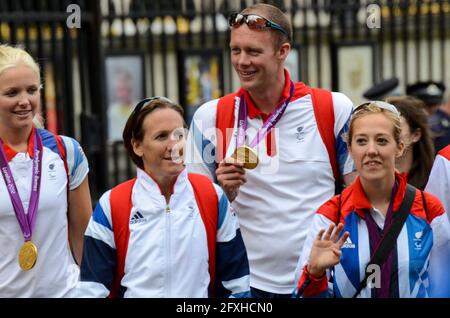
307, 223, 350, 277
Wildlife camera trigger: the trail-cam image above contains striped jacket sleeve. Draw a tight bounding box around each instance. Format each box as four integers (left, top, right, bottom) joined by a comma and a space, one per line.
60, 135, 89, 190
331, 92, 355, 177
214, 185, 251, 298
185, 99, 220, 181
75, 191, 116, 297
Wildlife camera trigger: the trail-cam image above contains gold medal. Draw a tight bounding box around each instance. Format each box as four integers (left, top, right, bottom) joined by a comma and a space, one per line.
18, 241, 38, 271
232, 146, 259, 169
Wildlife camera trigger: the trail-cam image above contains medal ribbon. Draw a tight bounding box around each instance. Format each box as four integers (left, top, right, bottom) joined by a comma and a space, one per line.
236, 80, 295, 149
0, 128, 43, 241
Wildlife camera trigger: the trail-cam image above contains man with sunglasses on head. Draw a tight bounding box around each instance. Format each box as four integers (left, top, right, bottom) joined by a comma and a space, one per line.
186, 3, 356, 298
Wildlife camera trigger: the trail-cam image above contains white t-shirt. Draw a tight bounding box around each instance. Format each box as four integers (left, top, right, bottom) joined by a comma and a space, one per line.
186, 74, 354, 293
0, 129, 89, 297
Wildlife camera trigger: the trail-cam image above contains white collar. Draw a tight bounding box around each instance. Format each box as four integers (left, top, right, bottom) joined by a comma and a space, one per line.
136, 167, 188, 197
369, 207, 386, 230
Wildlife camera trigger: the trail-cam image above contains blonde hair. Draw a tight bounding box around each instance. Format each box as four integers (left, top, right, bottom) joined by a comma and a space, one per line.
0, 44, 41, 82
347, 102, 402, 146
0, 44, 43, 128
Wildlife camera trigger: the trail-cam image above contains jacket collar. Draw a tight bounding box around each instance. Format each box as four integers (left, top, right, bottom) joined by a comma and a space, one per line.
136, 167, 188, 197
350, 171, 408, 218
1, 127, 36, 161
241, 69, 293, 120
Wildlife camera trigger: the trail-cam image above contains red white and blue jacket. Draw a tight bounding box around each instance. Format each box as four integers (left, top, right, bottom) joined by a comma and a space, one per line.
294, 173, 450, 298
75, 168, 250, 298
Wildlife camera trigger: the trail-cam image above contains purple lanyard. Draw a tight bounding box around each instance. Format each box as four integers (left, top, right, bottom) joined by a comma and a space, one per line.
0, 128, 43, 242
236, 81, 295, 148
364, 181, 398, 298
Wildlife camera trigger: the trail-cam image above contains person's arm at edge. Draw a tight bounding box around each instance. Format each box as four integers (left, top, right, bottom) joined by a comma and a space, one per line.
68, 177, 92, 265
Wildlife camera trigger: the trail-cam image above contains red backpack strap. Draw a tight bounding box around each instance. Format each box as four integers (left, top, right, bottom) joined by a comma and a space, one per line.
188, 173, 219, 297
108, 178, 136, 298
54, 134, 69, 189
52, 134, 74, 252
310, 88, 340, 189
216, 92, 239, 163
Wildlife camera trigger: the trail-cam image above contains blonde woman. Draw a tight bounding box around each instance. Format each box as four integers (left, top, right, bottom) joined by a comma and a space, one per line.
0, 45, 91, 297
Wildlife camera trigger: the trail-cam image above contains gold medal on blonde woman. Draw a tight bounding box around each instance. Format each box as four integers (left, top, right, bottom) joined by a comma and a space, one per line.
18, 241, 38, 271
232, 146, 259, 169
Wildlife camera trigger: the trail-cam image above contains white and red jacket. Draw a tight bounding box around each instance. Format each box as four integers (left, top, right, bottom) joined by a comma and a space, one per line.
76, 168, 250, 298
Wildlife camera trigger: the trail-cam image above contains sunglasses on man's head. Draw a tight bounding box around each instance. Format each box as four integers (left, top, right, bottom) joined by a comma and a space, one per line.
228, 13, 288, 37
352, 101, 401, 117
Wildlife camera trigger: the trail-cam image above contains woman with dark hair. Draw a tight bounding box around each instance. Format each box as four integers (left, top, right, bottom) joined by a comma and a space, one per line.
386, 96, 435, 190
76, 97, 250, 298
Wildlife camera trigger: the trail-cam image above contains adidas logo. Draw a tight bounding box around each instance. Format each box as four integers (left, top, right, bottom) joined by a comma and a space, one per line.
130, 211, 147, 225
342, 237, 356, 249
